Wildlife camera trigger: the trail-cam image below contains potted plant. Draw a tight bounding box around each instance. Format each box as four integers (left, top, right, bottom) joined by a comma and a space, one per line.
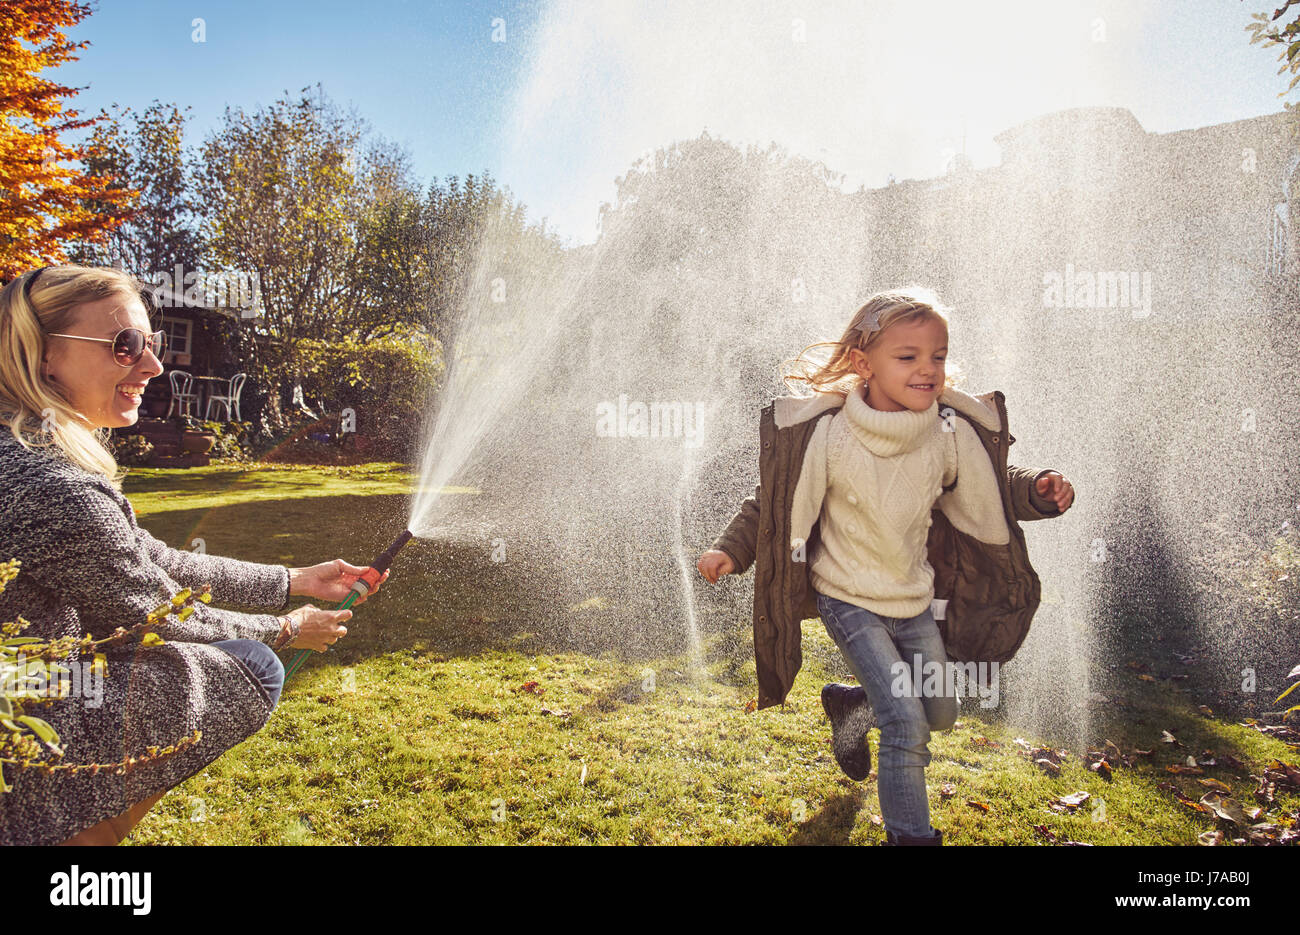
173, 415, 216, 455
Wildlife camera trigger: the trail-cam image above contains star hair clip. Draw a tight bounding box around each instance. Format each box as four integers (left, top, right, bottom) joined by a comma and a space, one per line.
853, 307, 881, 335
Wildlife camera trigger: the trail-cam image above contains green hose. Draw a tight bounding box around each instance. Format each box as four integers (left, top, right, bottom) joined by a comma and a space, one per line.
283, 589, 359, 682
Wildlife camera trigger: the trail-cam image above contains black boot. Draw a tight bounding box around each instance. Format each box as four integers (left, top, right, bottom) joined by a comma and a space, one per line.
821, 683, 875, 781
880, 828, 944, 846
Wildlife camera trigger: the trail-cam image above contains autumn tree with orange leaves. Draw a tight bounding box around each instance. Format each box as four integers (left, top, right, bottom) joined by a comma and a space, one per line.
0, 0, 135, 281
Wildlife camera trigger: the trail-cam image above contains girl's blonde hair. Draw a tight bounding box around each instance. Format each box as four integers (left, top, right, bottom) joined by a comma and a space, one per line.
783, 285, 964, 396
0, 264, 149, 488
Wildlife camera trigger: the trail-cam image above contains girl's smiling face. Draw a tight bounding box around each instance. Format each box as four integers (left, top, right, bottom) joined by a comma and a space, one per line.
848, 316, 947, 412
40, 293, 163, 429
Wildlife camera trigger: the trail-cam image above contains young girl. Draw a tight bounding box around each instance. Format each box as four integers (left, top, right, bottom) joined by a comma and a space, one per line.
697, 288, 1074, 845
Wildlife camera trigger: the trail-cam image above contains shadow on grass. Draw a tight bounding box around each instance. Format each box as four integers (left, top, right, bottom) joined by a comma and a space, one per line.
789, 790, 867, 845
132, 493, 749, 678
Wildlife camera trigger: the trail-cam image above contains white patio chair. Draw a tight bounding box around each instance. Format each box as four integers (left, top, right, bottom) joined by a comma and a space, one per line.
205, 372, 247, 422
166, 370, 199, 418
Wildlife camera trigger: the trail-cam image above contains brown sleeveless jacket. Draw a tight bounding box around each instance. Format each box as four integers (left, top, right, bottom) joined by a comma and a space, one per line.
711, 387, 1067, 709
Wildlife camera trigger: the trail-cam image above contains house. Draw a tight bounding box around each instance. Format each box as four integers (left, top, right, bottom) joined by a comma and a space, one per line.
121, 270, 262, 466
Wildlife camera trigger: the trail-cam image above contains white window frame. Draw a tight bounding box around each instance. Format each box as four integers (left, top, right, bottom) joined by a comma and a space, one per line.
161, 316, 192, 360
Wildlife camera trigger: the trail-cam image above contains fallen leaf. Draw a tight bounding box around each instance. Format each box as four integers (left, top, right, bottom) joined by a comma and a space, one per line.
1265, 759, 1300, 789
1254, 774, 1276, 806
1089, 760, 1113, 781
939, 782, 957, 798
1197, 778, 1231, 793
966, 800, 990, 812
1058, 791, 1090, 808
1200, 792, 1248, 826
1197, 830, 1224, 846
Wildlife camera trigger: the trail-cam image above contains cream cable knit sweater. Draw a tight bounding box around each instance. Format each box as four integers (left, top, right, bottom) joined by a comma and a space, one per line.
805, 386, 955, 617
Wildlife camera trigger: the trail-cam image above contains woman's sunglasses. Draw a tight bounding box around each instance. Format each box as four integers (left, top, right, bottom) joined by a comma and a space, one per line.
24, 267, 167, 367
46, 328, 167, 367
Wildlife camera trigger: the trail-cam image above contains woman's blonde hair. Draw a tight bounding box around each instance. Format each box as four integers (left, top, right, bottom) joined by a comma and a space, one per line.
783, 285, 964, 396
0, 264, 150, 487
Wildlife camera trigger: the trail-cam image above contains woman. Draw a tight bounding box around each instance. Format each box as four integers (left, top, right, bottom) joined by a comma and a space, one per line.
0, 264, 386, 845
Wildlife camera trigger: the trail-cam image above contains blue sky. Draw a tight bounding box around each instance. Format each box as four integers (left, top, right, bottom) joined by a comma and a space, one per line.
57, 0, 1296, 245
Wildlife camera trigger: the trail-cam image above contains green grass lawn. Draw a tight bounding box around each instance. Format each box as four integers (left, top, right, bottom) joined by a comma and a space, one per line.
122, 463, 1300, 845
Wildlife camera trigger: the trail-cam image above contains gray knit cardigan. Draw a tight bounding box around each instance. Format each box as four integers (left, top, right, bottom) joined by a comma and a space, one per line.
0, 430, 291, 845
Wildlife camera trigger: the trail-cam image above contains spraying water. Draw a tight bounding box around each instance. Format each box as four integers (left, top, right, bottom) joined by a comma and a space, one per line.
404, 0, 1300, 745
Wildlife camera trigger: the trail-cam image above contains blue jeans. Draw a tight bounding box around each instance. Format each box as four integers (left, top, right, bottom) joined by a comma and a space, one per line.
816, 593, 959, 839
212, 639, 285, 708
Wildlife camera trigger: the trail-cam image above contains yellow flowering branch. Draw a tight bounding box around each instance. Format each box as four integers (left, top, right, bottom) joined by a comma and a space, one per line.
1, 558, 215, 793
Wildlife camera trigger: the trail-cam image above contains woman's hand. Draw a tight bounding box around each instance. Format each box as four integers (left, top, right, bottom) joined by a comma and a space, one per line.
286, 604, 352, 653
697, 549, 735, 583
1036, 471, 1074, 513
288, 559, 390, 605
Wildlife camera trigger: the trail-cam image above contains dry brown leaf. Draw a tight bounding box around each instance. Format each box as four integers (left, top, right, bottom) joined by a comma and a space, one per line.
1200, 792, 1248, 826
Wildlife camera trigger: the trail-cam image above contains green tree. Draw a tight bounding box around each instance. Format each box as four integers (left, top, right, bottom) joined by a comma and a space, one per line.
1248, 0, 1300, 109
422, 171, 564, 349
69, 100, 201, 277
196, 84, 369, 362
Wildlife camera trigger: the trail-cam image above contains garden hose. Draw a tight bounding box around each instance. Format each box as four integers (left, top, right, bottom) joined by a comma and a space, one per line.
283, 529, 413, 682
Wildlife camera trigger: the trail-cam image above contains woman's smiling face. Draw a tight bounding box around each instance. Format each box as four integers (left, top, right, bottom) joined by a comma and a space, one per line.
41, 293, 163, 429
848, 316, 948, 412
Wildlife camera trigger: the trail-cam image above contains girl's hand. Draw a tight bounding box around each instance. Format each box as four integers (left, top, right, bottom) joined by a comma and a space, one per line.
1036, 472, 1074, 513
288, 560, 390, 605
697, 550, 735, 583
286, 604, 352, 653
